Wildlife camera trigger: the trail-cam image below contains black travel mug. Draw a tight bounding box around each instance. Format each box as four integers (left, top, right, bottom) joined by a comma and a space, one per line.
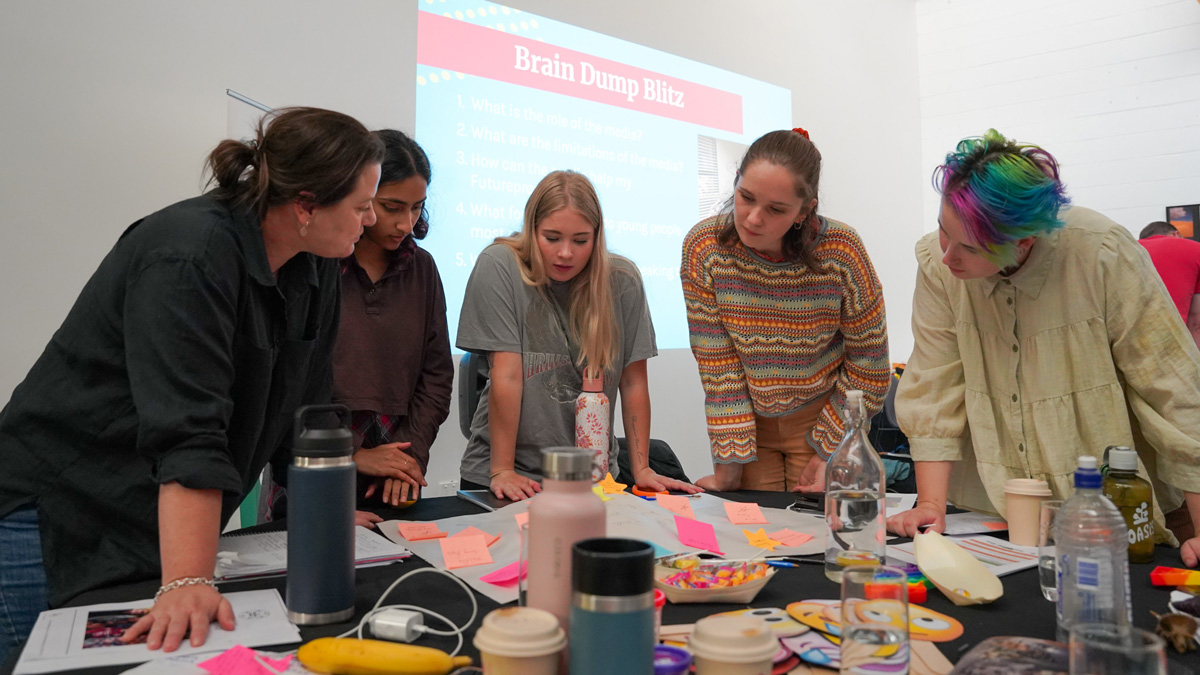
285, 404, 356, 625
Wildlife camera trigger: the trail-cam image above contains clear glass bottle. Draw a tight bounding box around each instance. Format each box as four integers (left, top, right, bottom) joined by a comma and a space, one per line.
1102, 446, 1155, 564
824, 390, 886, 583
1055, 455, 1132, 641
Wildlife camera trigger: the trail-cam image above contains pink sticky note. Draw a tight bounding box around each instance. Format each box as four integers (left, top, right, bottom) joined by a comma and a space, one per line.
657, 494, 696, 519
983, 521, 1009, 531
199, 645, 292, 675
769, 528, 814, 547
440, 534, 494, 569
453, 526, 500, 547
675, 515, 723, 554
397, 522, 447, 541
514, 511, 529, 529
480, 560, 529, 586
724, 501, 769, 525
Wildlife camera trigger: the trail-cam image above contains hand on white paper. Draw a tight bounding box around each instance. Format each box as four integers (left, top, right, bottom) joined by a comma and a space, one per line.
122, 584, 235, 652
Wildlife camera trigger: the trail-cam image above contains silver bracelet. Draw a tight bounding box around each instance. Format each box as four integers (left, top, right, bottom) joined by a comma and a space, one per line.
154, 577, 217, 602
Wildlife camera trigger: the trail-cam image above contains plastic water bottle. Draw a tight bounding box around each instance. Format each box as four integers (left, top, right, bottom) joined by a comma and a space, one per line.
1101, 446, 1155, 564
574, 367, 611, 482
824, 390, 886, 582
1055, 455, 1132, 641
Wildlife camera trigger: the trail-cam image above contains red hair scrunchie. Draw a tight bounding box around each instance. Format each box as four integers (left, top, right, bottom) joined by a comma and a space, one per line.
792, 127, 810, 139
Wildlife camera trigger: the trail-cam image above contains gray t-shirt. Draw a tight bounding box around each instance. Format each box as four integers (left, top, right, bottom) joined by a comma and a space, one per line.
457, 243, 657, 485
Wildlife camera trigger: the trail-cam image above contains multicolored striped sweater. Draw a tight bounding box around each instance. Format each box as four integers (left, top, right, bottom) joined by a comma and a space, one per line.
680, 216, 890, 462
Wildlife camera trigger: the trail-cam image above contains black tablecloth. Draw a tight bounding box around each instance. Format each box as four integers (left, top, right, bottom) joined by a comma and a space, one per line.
4, 491, 1197, 674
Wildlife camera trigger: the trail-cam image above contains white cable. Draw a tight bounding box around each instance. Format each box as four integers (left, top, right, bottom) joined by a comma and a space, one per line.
334, 567, 479, 657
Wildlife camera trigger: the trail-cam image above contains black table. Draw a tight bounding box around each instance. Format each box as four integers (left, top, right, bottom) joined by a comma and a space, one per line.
4, 491, 1197, 674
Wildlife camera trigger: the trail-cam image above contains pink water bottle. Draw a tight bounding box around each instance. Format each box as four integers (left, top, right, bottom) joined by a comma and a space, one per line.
575, 368, 610, 481
526, 447, 606, 630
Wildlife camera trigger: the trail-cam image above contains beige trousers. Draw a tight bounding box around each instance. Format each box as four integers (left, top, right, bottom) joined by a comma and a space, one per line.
740, 391, 833, 492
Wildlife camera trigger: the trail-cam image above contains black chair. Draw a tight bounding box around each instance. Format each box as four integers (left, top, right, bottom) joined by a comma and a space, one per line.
456, 352, 689, 483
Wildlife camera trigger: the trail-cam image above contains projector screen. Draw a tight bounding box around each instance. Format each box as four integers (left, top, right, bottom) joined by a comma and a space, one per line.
416, 1, 791, 349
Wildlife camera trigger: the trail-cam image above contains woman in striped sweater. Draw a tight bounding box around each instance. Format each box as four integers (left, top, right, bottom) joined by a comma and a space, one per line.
681, 129, 891, 492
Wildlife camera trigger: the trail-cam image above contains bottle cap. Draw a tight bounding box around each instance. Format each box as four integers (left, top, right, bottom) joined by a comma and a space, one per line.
540, 447, 593, 481
1106, 446, 1138, 472
1003, 478, 1052, 497
571, 538, 654, 596
1074, 455, 1102, 489
292, 404, 353, 459
582, 369, 604, 393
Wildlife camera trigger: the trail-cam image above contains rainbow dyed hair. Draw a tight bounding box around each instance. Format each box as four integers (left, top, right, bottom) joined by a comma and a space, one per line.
933, 129, 1071, 267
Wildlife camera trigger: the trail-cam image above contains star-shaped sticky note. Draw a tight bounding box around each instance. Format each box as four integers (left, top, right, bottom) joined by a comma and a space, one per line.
597, 472, 627, 494
591, 485, 614, 502
743, 528, 783, 551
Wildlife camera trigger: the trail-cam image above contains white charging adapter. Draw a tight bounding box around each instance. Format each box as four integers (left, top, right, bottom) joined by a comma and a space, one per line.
368, 608, 426, 643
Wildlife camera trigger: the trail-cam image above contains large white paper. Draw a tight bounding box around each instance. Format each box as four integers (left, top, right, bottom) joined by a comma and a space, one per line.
888, 534, 1038, 577
15, 590, 300, 674
380, 491, 826, 604
215, 526, 410, 580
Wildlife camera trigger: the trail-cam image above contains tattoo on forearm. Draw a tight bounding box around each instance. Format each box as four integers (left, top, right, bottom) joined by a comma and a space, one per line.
629, 415, 646, 467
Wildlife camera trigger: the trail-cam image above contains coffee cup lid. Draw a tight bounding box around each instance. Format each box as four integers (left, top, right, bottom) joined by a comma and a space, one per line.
473, 607, 566, 658
688, 615, 778, 663
1003, 478, 1052, 497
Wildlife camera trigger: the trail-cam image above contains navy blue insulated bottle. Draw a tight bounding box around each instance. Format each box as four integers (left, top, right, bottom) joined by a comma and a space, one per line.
286, 404, 356, 624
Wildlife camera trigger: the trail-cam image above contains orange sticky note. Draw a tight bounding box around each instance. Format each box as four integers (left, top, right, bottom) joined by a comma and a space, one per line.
724, 502, 769, 525
983, 521, 1008, 531
675, 515, 723, 554
453, 526, 500, 547
597, 472, 627, 494
440, 534, 493, 569
744, 528, 782, 551
768, 528, 814, 547
514, 511, 529, 529
397, 522, 447, 541
657, 494, 695, 519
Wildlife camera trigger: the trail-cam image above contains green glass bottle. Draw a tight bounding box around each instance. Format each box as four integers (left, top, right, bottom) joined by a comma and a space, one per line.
1102, 446, 1155, 564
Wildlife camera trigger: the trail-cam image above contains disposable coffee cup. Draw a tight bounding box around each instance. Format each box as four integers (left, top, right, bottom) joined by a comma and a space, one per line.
1004, 478, 1053, 547
689, 615, 777, 675
473, 606, 566, 675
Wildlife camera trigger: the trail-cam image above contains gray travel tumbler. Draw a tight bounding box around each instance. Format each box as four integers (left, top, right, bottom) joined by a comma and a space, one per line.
285, 404, 356, 625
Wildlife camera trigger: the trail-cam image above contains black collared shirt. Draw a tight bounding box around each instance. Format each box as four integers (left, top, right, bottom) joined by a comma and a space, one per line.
0, 195, 339, 606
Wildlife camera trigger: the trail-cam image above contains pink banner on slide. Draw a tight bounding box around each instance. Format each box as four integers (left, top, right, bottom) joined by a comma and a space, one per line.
418, 11, 742, 134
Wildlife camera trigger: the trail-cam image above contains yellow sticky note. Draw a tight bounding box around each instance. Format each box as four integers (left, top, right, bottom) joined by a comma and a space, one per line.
591, 485, 613, 502
440, 534, 494, 569
743, 528, 782, 551
597, 472, 627, 494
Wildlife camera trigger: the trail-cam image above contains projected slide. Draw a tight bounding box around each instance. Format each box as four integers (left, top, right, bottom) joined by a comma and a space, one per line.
416, 1, 791, 349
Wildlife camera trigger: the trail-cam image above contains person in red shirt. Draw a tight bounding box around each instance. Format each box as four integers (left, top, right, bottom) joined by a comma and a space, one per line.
1138, 221, 1200, 352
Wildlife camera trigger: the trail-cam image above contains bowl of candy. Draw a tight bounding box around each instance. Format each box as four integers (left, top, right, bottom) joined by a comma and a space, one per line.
654, 556, 776, 604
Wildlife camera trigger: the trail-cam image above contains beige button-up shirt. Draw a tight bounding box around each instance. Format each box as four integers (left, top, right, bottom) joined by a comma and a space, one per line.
897, 206, 1200, 543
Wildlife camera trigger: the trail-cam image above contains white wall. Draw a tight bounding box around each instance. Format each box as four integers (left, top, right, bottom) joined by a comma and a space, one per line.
916, 0, 1200, 236
0, 0, 925, 493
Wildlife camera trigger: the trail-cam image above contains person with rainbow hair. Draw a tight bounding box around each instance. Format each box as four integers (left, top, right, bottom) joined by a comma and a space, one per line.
887, 129, 1200, 567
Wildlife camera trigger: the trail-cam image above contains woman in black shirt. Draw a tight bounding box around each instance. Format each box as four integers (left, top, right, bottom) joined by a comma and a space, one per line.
0, 107, 383, 660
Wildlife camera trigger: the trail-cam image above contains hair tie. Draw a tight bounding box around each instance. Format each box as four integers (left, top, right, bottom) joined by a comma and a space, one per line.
792, 127, 810, 140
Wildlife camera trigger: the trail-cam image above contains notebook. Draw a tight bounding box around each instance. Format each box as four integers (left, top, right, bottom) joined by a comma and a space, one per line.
215, 526, 411, 580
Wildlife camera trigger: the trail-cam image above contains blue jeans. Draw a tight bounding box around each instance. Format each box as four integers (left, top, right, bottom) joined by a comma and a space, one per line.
0, 505, 48, 665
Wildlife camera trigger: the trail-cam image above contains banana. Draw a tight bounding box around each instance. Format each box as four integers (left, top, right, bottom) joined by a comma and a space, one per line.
297, 637, 473, 675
